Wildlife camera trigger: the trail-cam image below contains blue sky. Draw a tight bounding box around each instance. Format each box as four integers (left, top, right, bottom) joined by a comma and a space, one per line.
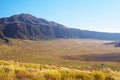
0, 0, 120, 33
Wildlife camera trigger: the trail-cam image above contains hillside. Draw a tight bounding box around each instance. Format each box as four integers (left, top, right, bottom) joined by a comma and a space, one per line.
0, 60, 118, 80
0, 14, 120, 42
114, 42, 120, 47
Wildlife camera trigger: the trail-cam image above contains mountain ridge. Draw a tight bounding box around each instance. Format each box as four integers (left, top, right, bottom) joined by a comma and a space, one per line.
0, 13, 120, 42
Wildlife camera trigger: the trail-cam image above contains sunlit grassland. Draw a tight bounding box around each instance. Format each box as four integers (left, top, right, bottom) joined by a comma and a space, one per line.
0, 60, 119, 80
0, 39, 120, 70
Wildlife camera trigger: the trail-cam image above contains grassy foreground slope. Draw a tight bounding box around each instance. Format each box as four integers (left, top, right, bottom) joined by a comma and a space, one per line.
0, 60, 119, 80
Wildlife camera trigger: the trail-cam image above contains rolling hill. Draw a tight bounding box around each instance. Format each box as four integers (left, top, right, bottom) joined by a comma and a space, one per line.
0, 13, 120, 42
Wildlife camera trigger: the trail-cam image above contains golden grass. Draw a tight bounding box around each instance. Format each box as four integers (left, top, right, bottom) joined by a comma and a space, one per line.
0, 60, 119, 80
0, 39, 120, 79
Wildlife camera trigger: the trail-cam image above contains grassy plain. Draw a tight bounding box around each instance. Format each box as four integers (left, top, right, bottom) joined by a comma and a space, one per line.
0, 39, 120, 79
0, 39, 120, 70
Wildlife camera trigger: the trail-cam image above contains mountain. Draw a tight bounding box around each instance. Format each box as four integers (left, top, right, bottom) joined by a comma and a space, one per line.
114, 42, 120, 47
0, 13, 120, 42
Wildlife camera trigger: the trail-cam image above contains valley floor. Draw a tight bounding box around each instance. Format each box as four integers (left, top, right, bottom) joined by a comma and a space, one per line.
0, 39, 120, 79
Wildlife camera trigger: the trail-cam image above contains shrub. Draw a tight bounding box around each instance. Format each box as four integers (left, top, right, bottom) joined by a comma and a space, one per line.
93, 71, 105, 80
44, 70, 61, 80
105, 76, 115, 80
75, 73, 94, 80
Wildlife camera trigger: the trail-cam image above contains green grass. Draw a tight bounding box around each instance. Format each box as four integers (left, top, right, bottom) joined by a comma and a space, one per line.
0, 60, 119, 80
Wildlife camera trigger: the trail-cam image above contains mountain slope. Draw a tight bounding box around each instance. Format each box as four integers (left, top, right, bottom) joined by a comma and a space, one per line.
0, 13, 120, 41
